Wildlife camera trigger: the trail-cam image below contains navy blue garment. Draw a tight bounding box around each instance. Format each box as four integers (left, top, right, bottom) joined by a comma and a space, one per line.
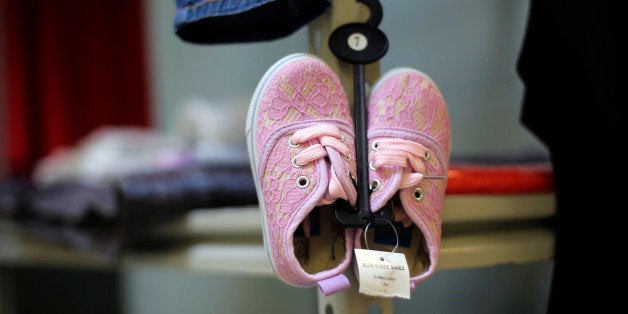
174, 0, 332, 44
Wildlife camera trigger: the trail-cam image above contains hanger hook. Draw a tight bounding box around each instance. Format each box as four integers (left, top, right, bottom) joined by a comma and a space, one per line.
357, 0, 383, 27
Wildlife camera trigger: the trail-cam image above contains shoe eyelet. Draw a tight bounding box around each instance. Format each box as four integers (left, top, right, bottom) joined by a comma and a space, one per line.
339, 134, 346, 142
369, 161, 378, 171
291, 156, 303, 168
296, 176, 310, 188
369, 179, 381, 192
288, 136, 300, 148
421, 150, 430, 161
371, 140, 380, 151
343, 153, 352, 161
413, 187, 423, 201
349, 171, 356, 183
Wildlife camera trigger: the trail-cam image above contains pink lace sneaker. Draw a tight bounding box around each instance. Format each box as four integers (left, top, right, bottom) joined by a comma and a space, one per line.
355, 67, 451, 290
246, 53, 358, 296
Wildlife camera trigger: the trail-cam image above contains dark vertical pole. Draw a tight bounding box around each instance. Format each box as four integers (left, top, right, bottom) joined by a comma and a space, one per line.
353, 63, 370, 224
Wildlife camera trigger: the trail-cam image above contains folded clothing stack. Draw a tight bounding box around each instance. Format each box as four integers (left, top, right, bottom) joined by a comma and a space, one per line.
0, 162, 258, 256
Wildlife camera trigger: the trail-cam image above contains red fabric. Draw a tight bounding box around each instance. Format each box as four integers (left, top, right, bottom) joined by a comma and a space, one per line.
2, 0, 151, 175
445, 163, 555, 195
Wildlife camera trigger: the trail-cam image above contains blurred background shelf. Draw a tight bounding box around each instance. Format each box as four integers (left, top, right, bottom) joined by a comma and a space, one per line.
1, 191, 555, 272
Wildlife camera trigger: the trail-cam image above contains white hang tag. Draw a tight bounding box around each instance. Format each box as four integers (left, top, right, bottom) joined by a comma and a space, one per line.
354, 248, 411, 299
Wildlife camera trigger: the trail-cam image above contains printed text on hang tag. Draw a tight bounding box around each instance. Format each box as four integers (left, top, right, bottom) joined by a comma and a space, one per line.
354, 248, 411, 299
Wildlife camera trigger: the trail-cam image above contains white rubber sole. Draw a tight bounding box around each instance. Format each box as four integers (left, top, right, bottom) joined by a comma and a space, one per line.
245, 52, 319, 280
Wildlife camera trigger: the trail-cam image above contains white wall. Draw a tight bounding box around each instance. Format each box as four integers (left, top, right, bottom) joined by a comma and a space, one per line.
380, 0, 543, 158
145, 0, 547, 160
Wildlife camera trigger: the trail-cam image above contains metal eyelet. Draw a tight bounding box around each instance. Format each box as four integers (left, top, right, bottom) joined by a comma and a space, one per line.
413, 187, 423, 201
369, 160, 378, 171
369, 179, 381, 192
371, 140, 380, 151
343, 153, 352, 161
339, 134, 346, 142
421, 150, 430, 161
291, 156, 303, 168
288, 136, 300, 148
296, 176, 310, 188
349, 171, 356, 183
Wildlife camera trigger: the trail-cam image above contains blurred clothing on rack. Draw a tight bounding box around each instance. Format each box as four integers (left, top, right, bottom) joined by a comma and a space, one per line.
0, 162, 258, 257
0, 123, 257, 258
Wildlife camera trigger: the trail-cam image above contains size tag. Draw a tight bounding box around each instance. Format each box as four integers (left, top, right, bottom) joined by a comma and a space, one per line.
354, 249, 410, 299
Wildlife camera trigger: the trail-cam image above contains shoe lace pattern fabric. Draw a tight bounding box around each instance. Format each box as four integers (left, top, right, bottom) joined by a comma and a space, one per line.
249, 55, 356, 292
366, 68, 451, 288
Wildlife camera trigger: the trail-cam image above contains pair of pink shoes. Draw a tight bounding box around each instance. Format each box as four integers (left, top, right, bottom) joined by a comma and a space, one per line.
246, 53, 450, 296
